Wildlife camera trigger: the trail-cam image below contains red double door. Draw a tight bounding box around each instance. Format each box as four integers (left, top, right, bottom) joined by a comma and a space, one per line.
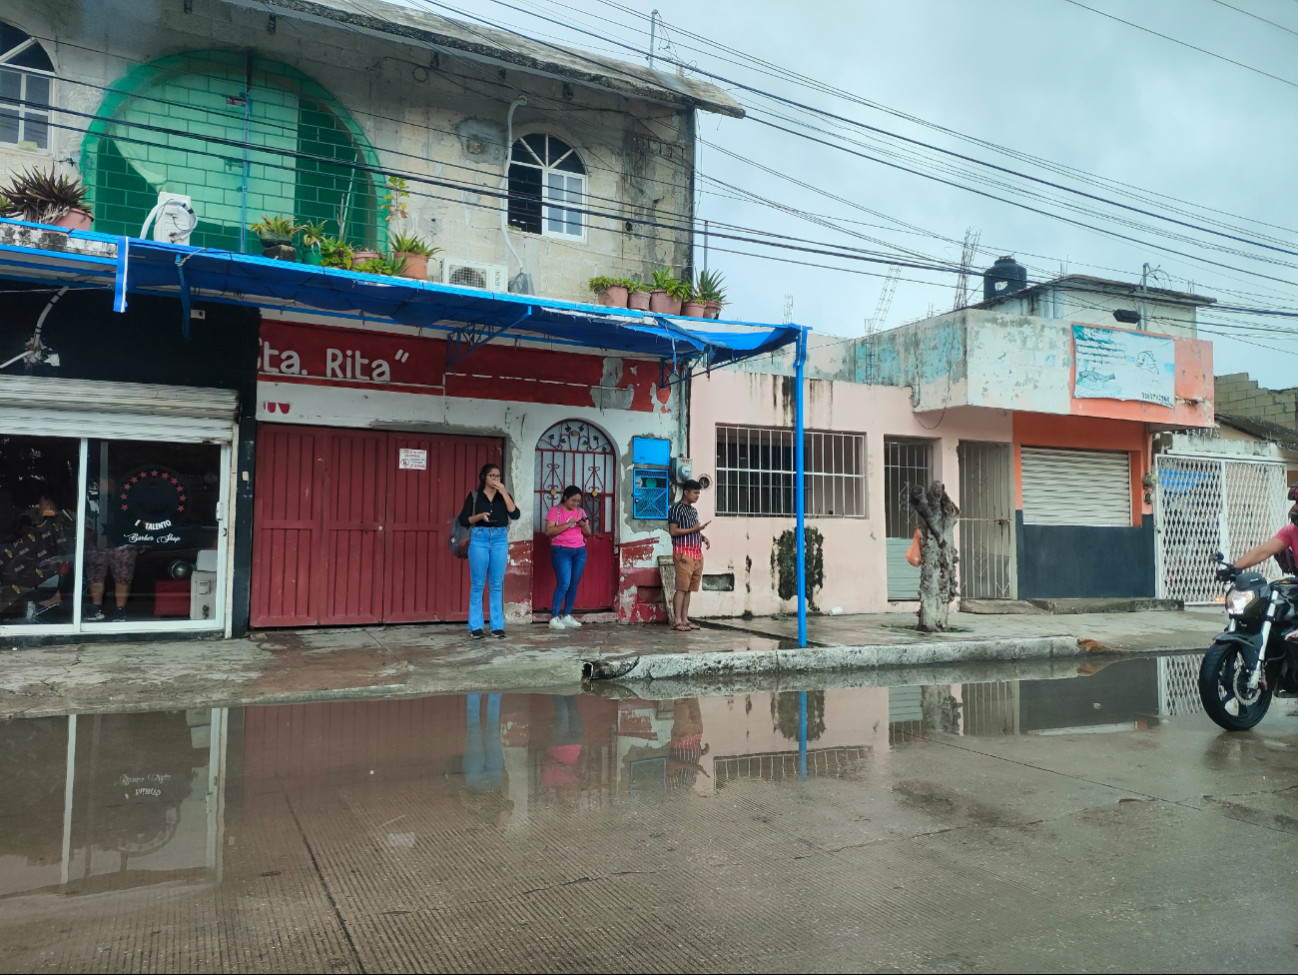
251, 425, 502, 627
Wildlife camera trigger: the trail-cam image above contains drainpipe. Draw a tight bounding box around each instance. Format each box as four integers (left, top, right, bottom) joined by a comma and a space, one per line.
500, 97, 531, 294
794, 327, 808, 648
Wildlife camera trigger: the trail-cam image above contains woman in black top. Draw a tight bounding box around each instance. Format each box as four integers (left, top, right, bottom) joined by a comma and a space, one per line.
459, 463, 520, 638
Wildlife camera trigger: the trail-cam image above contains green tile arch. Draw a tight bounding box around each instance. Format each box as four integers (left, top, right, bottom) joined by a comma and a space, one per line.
80, 49, 386, 252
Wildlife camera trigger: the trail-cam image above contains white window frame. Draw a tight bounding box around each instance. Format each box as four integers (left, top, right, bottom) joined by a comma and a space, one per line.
510, 134, 587, 241
715, 424, 866, 518
0, 32, 54, 154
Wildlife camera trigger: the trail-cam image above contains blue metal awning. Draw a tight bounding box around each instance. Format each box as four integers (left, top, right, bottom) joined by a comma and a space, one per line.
0, 219, 803, 376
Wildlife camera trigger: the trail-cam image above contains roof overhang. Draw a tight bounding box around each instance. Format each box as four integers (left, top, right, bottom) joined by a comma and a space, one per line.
0, 219, 799, 378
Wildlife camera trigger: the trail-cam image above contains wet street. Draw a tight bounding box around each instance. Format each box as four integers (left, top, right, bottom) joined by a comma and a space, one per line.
2, 653, 1296, 974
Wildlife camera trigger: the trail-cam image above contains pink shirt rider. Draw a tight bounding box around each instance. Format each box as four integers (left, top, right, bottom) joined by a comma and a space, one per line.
1276, 523, 1298, 565
546, 505, 586, 548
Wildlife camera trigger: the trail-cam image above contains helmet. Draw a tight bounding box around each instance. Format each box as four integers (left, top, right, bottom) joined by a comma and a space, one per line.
1289, 483, 1298, 502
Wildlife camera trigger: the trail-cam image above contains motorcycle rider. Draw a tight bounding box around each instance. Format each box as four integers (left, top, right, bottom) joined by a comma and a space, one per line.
1221, 484, 1298, 579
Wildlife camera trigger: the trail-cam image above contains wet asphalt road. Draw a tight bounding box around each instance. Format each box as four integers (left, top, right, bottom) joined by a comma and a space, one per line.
2, 653, 1296, 974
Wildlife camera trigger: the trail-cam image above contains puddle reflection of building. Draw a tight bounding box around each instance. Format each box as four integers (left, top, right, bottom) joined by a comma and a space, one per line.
0, 707, 228, 898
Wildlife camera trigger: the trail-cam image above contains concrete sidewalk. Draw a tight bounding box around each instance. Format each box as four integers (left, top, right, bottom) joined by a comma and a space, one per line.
0, 607, 1224, 717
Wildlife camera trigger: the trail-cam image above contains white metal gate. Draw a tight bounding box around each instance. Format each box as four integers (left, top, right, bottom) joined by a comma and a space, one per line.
1154, 454, 1287, 604
958, 441, 1016, 598
1157, 654, 1205, 716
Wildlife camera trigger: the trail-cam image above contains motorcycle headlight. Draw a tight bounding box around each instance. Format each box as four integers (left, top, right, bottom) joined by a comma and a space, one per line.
1226, 588, 1258, 617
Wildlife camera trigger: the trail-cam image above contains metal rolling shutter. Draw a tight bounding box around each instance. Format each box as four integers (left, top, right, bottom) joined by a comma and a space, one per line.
0, 376, 238, 442
1021, 447, 1131, 527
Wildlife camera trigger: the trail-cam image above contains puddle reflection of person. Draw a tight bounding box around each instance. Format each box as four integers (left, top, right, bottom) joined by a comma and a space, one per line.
543, 695, 584, 788
463, 693, 504, 791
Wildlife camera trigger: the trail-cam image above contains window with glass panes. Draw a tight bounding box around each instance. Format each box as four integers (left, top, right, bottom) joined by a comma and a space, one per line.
715, 426, 865, 517
507, 134, 586, 238
0, 22, 53, 152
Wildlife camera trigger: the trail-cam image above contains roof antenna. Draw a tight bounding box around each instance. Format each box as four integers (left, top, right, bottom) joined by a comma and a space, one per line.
648, 10, 659, 70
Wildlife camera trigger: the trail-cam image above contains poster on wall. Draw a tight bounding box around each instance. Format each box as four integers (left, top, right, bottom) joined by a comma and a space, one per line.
1073, 324, 1175, 407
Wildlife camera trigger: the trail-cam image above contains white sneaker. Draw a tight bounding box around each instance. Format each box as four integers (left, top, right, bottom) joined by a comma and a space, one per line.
549, 616, 569, 630
562, 615, 582, 628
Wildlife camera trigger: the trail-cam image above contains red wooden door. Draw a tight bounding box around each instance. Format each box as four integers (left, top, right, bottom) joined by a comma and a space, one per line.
532, 420, 616, 613
384, 433, 501, 622
251, 425, 324, 626
318, 430, 387, 625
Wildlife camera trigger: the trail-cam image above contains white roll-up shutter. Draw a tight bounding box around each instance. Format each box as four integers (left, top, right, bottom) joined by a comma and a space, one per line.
1022, 447, 1131, 527
0, 376, 239, 443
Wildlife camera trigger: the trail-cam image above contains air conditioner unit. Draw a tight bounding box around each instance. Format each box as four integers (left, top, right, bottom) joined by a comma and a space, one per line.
441, 259, 508, 292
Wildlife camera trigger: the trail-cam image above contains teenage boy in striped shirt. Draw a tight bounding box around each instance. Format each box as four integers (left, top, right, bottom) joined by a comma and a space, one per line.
667, 479, 710, 631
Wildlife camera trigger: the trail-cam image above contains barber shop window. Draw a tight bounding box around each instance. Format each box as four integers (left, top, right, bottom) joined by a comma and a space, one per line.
0, 22, 54, 152
507, 134, 586, 239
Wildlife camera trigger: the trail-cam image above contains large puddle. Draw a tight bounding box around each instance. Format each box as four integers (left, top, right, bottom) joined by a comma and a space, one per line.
4, 652, 1296, 974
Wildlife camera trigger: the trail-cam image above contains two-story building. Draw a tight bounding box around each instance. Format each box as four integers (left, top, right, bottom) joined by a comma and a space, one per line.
0, 0, 802, 642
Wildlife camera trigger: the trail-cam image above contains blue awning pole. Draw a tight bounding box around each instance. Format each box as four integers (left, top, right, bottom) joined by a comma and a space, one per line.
798, 690, 808, 781
794, 327, 808, 649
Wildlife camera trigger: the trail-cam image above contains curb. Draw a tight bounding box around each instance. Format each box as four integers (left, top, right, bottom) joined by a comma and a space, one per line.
583, 636, 1091, 682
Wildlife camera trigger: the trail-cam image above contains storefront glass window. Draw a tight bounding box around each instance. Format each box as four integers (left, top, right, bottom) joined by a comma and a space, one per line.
83, 441, 223, 626
0, 435, 80, 626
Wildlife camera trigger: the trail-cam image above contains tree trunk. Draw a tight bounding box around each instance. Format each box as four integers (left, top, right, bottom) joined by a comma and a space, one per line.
908, 480, 960, 632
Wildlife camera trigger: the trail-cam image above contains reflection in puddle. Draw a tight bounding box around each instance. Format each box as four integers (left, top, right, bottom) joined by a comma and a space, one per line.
0, 655, 1189, 906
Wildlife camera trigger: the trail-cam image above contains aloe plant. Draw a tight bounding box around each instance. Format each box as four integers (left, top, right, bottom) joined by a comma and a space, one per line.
355, 252, 409, 276
697, 268, 727, 306
299, 220, 330, 248
250, 214, 300, 243
0, 167, 89, 224
650, 268, 676, 292
390, 231, 440, 257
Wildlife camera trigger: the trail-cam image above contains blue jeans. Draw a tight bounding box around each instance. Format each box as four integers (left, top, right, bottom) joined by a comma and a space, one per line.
550, 545, 587, 617
468, 526, 508, 632
463, 693, 503, 791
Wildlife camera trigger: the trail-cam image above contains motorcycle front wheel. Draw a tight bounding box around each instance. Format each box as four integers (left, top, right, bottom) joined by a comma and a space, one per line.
1198, 640, 1273, 731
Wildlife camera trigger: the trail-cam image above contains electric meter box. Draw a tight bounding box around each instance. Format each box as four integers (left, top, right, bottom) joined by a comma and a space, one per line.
632, 468, 670, 519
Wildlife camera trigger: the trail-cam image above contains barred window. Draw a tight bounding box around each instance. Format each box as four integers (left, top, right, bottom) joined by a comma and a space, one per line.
715, 425, 865, 517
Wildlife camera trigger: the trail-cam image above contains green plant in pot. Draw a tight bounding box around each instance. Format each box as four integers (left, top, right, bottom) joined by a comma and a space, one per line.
697, 268, 727, 319
298, 220, 329, 265
679, 277, 707, 318
354, 252, 409, 277
626, 278, 651, 311
604, 276, 631, 309
250, 215, 300, 260
649, 268, 682, 315
0, 167, 93, 229
318, 236, 354, 270
390, 231, 440, 281
588, 275, 615, 306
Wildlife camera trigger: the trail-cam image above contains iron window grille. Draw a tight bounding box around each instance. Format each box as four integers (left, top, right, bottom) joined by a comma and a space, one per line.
507, 133, 586, 239
883, 438, 932, 538
0, 23, 53, 152
715, 425, 865, 517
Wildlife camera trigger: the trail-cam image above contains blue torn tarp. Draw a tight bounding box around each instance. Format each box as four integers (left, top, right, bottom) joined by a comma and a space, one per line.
0, 219, 804, 373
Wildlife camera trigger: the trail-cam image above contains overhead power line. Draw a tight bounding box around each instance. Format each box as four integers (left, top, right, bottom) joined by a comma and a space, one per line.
1209, 0, 1298, 38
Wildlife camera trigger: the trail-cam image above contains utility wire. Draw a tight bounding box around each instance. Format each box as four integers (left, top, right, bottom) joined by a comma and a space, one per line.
1208, 0, 1298, 38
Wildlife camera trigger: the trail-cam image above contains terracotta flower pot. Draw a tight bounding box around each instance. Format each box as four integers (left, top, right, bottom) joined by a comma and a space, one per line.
682, 300, 706, 318
596, 291, 613, 306
606, 284, 629, 308
353, 250, 381, 263
704, 301, 722, 319
53, 208, 94, 231
628, 290, 651, 311
649, 290, 681, 315
396, 252, 428, 280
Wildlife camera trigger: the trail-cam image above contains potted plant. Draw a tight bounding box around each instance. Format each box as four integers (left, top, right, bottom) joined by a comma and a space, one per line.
697, 268, 727, 319
605, 278, 630, 308
0, 167, 93, 229
250, 215, 300, 260
298, 220, 329, 266
649, 268, 681, 315
354, 252, 409, 276
318, 236, 354, 270
589, 275, 615, 306
680, 278, 706, 318
627, 278, 651, 311
390, 231, 440, 280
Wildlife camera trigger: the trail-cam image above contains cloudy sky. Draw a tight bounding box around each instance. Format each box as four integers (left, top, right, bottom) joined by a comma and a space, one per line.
441, 0, 1298, 387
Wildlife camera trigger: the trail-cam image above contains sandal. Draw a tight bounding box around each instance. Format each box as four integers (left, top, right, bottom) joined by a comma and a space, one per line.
672, 623, 692, 632
687, 622, 701, 630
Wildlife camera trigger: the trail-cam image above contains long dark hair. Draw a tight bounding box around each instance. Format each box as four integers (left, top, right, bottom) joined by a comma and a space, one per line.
561, 485, 583, 502
478, 463, 502, 491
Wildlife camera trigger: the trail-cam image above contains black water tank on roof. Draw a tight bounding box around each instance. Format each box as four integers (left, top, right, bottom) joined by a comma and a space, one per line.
983, 255, 1028, 301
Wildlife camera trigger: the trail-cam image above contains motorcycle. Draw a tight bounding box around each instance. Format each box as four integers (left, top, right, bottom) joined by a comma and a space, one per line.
1199, 552, 1298, 730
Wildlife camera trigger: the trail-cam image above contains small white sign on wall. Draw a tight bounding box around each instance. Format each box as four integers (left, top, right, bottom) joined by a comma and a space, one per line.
399, 448, 427, 470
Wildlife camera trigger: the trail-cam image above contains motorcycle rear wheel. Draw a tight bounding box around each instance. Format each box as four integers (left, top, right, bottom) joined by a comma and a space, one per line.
1198, 640, 1272, 731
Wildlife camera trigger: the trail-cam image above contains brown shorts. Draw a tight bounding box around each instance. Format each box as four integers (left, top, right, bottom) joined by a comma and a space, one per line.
673, 552, 704, 592
86, 545, 139, 587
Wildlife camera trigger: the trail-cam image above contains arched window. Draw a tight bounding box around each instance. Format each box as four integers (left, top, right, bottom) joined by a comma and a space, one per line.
81, 51, 383, 253
507, 134, 586, 239
0, 21, 54, 153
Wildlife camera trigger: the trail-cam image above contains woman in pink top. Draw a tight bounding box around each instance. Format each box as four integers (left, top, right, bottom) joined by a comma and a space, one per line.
545, 485, 592, 629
